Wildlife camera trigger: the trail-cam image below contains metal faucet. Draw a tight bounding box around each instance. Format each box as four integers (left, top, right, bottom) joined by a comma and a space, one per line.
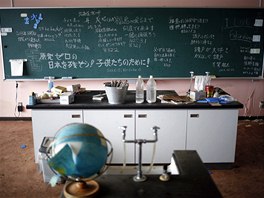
120, 126, 159, 182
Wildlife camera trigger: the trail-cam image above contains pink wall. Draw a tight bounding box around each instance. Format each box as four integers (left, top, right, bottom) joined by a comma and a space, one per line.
0, 0, 264, 117
6, 0, 263, 8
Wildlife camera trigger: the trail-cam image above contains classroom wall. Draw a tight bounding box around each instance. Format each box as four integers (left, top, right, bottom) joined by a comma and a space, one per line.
0, 0, 264, 118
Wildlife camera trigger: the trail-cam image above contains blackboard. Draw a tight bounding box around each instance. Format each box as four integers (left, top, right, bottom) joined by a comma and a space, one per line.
0, 8, 263, 79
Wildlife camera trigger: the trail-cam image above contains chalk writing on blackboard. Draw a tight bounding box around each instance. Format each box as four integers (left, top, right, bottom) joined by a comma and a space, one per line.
24, 13, 43, 29
168, 17, 208, 33
153, 47, 176, 68
38, 52, 151, 70
1, 8, 263, 79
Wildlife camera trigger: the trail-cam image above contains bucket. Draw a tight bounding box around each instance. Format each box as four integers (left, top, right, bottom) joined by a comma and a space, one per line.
105, 86, 128, 104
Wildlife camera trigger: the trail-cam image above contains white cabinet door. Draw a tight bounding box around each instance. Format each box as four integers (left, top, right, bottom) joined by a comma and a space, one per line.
32, 109, 83, 162
83, 110, 135, 164
135, 110, 187, 164
186, 109, 238, 163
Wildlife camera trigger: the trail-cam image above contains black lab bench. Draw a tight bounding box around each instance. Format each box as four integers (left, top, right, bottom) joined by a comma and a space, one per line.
61, 150, 222, 198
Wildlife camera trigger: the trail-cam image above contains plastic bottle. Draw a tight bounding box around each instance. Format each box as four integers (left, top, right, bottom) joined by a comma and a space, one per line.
48, 77, 54, 92
135, 75, 144, 103
146, 75, 156, 103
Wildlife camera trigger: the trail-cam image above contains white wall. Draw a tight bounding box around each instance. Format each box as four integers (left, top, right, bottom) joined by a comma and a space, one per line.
0, 0, 264, 117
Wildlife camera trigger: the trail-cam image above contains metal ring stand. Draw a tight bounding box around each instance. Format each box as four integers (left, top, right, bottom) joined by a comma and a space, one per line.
120, 126, 160, 182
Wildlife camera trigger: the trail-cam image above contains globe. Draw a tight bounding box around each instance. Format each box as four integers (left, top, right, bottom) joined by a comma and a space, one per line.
47, 123, 112, 198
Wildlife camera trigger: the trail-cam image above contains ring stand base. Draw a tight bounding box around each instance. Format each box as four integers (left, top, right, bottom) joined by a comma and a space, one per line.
133, 175, 147, 182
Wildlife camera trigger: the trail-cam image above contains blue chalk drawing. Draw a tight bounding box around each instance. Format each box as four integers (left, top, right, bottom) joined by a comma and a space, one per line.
24, 13, 43, 29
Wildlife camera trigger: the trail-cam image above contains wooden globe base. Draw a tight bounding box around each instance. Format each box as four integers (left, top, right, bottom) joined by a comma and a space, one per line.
64, 180, 99, 198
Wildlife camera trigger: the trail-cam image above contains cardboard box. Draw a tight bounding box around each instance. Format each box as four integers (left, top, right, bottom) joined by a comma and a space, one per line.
51, 86, 67, 94
60, 92, 74, 104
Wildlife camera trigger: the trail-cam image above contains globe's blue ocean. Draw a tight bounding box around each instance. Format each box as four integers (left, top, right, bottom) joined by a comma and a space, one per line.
48, 123, 108, 179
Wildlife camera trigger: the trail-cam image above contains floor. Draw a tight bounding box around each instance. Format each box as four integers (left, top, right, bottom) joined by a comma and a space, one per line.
0, 119, 263, 198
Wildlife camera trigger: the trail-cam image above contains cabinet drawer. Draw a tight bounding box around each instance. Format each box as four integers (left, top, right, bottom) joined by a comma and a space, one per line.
83, 110, 135, 163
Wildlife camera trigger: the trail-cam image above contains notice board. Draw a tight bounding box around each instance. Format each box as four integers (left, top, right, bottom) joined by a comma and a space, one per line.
0, 8, 263, 79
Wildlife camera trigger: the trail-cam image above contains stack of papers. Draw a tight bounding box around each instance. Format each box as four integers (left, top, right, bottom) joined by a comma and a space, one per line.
158, 94, 193, 104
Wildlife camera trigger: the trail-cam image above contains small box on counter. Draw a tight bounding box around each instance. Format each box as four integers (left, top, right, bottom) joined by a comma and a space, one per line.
67, 84, 81, 92
60, 92, 74, 104
190, 91, 206, 101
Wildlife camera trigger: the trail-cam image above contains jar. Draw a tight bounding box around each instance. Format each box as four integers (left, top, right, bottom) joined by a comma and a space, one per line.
205, 85, 214, 98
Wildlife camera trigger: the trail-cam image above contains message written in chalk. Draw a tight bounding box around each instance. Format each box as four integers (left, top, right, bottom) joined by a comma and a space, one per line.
0, 8, 263, 79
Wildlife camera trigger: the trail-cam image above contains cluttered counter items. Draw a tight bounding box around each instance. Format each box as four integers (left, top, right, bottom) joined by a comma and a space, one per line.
30, 80, 129, 105
27, 88, 243, 110
26, 77, 242, 108
29, 84, 85, 105
157, 86, 237, 106
27, 75, 240, 108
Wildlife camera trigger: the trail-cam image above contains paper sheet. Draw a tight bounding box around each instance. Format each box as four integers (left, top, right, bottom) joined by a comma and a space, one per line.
194, 76, 211, 91
10, 59, 24, 76
252, 35, 261, 42
254, 19, 263, 27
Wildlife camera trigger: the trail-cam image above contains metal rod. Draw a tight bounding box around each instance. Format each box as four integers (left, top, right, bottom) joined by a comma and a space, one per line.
137, 142, 143, 178
187, 71, 194, 96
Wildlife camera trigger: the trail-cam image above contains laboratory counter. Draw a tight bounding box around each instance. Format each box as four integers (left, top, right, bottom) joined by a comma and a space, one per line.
26, 90, 243, 110
27, 90, 243, 164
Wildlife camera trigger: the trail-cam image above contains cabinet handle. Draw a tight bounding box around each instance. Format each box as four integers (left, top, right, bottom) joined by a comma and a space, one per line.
124, 114, 133, 118
138, 114, 147, 118
72, 114, 81, 118
190, 114, 199, 118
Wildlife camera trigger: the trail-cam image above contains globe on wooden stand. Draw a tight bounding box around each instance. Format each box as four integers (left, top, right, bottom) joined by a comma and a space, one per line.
46, 123, 113, 198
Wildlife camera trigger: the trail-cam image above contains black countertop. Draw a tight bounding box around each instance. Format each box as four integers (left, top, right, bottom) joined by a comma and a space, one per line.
27, 90, 243, 110
61, 150, 222, 198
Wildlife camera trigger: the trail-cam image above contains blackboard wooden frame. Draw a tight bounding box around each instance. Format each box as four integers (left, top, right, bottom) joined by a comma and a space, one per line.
1, 7, 264, 80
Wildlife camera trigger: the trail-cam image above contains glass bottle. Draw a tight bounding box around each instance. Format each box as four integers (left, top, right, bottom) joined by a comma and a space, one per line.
48, 77, 54, 92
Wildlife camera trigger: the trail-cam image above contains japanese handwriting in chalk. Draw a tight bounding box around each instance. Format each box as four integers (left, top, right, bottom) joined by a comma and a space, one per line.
24, 13, 43, 29
39, 52, 151, 71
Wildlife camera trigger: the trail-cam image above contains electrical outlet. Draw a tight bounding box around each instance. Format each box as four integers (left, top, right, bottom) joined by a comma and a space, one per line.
259, 101, 264, 109
18, 102, 23, 112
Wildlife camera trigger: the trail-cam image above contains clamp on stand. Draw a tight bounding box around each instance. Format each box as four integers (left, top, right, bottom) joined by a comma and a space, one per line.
120, 126, 159, 182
